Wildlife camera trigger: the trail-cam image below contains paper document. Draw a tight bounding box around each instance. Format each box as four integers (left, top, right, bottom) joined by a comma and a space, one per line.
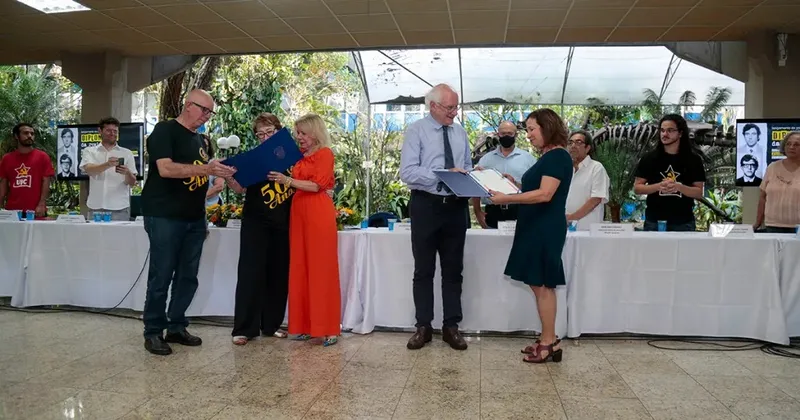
433, 168, 521, 198
470, 169, 520, 195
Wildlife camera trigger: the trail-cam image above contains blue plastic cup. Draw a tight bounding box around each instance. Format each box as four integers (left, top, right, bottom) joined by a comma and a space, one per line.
17, 210, 23, 221
26, 210, 35, 221
93, 212, 102, 223
657, 220, 667, 232
360, 218, 368, 229
102, 212, 111, 222
388, 218, 397, 231
568, 220, 578, 232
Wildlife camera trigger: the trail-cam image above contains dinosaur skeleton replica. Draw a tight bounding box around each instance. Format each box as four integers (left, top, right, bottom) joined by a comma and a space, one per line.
471, 121, 736, 164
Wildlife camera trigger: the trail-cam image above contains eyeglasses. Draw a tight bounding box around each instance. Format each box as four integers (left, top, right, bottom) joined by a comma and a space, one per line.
435, 102, 459, 113
660, 128, 679, 134
567, 140, 586, 146
741, 163, 757, 168
255, 127, 276, 139
190, 101, 216, 116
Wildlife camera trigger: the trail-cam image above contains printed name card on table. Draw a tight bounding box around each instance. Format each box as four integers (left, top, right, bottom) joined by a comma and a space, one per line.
497, 221, 516, 236
227, 219, 242, 229
590, 223, 633, 237
392, 222, 411, 232
708, 224, 754, 238
0, 210, 19, 221
56, 214, 86, 224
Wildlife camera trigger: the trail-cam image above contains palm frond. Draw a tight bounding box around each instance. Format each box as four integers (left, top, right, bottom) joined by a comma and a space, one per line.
701, 86, 732, 122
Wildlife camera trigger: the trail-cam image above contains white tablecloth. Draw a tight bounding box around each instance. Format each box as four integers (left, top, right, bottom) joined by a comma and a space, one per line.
0, 221, 29, 297
365, 230, 569, 337
13, 223, 369, 333
2, 222, 798, 343
777, 236, 800, 337
566, 232, 788, 344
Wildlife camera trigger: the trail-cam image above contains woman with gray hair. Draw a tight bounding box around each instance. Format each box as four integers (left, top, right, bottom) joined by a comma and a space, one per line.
754, 131, 800, 233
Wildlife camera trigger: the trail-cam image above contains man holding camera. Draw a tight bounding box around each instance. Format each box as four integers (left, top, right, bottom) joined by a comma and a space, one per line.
80, 117, 137, 221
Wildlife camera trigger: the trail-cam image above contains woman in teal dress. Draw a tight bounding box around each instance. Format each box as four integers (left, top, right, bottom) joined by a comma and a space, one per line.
488, 108, 573, 364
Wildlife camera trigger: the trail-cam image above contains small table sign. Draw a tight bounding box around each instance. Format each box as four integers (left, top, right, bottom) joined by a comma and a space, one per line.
392, 222, 411, 232
56, 214, 86, 224
0, 210, 20, 221
708, 223, 754, 238
227, 219, 242, 229
497, 221, 516, 236
590, 223, 634, 237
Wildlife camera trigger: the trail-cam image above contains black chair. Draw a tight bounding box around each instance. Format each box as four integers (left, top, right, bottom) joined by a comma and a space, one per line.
129, 195, 142, 221
368, 212, 399, 228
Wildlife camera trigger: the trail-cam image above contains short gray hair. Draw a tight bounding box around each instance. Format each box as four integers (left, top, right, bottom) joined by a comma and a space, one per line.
780, 131, 800, 155
424, 84, 456, 109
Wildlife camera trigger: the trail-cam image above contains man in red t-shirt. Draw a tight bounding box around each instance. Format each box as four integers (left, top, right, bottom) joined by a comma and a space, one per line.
0, 123, 55, 218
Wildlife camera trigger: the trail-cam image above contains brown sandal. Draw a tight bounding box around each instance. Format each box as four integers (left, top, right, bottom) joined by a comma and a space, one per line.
522, 342, 562, 363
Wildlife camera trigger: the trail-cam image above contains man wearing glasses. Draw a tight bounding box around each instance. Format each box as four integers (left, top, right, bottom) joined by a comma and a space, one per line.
737, 154, 762, 186
565, 130, 610, 230
400, 83, 471, 351
140, 89, 237, 355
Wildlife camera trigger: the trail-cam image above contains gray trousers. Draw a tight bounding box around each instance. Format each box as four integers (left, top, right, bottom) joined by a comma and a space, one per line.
91, 208, 131, 221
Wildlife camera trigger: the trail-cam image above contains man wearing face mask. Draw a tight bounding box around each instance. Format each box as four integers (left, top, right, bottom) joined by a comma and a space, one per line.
472, 121, 536, 228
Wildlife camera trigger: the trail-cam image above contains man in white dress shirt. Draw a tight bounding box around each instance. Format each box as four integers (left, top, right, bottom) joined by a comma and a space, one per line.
565, 130, 610, 230
79, 117, 137, 221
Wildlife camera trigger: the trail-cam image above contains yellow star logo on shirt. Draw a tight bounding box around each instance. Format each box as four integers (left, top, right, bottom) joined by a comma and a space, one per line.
660, 165, 679, 182
15, 163, 30, 176
659, 165, 681, 197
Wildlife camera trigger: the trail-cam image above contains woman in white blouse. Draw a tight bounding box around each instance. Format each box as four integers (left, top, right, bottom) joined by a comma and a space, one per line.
755, 131, 800, 233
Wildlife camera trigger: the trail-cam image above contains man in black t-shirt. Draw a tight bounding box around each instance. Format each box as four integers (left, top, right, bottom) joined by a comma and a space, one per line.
634, 114, 706, 232
140, 89, 236, 356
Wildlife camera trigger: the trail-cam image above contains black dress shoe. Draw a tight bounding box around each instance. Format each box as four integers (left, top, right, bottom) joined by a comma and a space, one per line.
165, 330, 202, 346
407, 326, 433, 350
442, 326, 468, 350
144, 336, 172, 356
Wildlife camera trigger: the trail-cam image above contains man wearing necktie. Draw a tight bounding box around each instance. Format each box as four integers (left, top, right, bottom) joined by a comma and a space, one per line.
400, 84, 472, 351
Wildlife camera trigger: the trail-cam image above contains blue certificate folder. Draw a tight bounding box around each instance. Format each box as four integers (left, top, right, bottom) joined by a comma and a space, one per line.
221, 128, 303, 188
433, 169, 520, 198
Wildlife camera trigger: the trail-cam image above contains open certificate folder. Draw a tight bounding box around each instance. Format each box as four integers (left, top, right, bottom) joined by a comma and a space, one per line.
433, 168, 521, 198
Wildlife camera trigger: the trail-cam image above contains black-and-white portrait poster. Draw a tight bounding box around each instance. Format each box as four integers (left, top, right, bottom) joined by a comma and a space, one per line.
57, 128, 78, 178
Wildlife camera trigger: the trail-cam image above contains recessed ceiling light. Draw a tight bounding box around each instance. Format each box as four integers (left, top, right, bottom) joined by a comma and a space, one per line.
15, 0, 90, 14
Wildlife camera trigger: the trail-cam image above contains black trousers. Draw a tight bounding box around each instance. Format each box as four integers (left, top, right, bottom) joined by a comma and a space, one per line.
484, 204, 519, 229
232, 217, 289, 338
409, 190, 469, 328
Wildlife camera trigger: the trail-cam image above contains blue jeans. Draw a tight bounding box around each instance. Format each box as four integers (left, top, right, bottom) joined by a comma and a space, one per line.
142, 216, 206, 338
643, 220, 696, 232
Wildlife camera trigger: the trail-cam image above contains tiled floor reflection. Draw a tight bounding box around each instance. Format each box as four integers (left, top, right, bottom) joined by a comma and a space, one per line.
1, 310, 799, 419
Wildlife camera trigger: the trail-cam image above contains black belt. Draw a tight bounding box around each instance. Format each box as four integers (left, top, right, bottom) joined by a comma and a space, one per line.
411, 190, 466, 204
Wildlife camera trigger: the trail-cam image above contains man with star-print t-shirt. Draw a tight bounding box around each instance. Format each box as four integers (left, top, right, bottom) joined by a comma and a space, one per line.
634, 115, 706, 232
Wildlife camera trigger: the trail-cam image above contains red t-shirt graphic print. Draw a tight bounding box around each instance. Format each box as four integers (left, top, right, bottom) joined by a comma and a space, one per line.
0, 149, 55, 212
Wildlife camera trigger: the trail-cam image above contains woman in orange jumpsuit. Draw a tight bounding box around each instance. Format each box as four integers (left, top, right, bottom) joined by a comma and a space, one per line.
268, 113, 340, 346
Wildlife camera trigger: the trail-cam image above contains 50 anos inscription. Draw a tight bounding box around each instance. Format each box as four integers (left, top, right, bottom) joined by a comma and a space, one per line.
184, 160, 209, 192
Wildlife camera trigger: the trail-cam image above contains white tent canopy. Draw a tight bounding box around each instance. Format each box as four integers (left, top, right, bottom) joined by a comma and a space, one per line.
355, 46, 745, 106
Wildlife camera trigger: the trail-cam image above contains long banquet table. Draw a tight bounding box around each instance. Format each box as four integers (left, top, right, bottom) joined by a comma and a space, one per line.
0, 220, 798, 344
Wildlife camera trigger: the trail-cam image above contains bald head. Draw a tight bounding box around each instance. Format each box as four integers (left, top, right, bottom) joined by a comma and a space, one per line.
498, 121, 517, 134
180, 89, 215, 131
185, 89, 214, 109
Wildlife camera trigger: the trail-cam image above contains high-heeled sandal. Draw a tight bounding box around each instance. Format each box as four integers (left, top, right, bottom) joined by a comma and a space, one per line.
323, 336, 338, 347
232, 336, 248, 346
291, 334, 311, 341
521, 338, 560, 355
522, 342, 562, 364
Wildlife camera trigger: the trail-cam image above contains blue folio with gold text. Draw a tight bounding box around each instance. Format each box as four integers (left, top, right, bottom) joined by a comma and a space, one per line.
221, 128, 303, 188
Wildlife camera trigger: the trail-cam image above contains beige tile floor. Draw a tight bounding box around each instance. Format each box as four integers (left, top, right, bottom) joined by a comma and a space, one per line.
1, 310, 800, 419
